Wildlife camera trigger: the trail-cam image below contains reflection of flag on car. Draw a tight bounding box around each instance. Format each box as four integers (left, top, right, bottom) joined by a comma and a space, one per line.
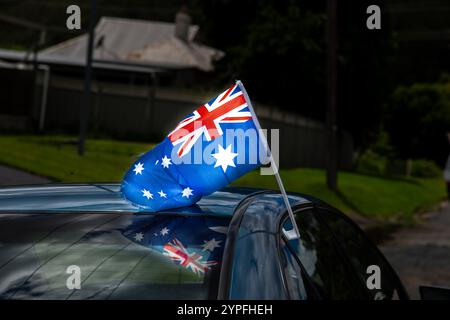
121, 215, 228, 274
121, 81, 268, 211
163, 238, 217, 274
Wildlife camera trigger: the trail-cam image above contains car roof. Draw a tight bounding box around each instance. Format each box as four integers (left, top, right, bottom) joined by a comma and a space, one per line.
0, 183, 312, 217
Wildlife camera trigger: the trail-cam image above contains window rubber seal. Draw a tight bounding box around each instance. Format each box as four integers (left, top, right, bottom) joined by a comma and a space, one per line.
217, 190, 276, 300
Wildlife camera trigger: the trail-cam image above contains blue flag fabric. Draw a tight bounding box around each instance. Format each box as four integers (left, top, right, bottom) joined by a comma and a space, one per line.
121, 81, 268, 211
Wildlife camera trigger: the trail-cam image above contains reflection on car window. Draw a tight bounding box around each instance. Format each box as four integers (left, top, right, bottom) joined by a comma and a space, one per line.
319, 208, 402, 300
280, 240, 309, 300
0, 213, 228, 299
283, 209, 366, 299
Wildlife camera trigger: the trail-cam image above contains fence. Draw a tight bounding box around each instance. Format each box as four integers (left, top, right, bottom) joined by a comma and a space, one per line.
2, 71, 355, 170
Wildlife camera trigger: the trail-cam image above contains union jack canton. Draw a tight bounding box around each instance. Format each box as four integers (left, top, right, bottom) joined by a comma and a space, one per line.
168, 84, 253, 157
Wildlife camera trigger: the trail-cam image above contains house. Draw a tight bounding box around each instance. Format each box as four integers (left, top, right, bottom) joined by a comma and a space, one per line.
40, 9, 224, 81
0, 9, 354, 170
0, 9, 225, 135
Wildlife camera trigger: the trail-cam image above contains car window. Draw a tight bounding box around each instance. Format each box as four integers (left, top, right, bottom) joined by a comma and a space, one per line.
0, 213, 228, 299
227, 217, 288, 299
319, 208, 404, 300
283, 209, 367, 299
279, 239, 310, 300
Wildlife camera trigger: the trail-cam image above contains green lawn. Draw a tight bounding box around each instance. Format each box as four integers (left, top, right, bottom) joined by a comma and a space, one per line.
0, 135, 153, 182
234, 169, 445, 222
0, 135, 445, 222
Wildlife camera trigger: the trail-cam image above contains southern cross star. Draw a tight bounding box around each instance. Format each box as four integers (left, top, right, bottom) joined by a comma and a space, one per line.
202, 238, 222, 252
158, 190, 167, 198
142, 189, 153, 199
161, 155, 172, 168
160, 227, 170, 236
133, 162, 144, 175
212, 144, 238, 173
181, 187, 193, 198
134, 232, 144, 242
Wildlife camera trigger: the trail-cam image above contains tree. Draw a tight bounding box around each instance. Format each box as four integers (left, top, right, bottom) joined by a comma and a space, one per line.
386, 76, 450, 165
224, 2, 326, 118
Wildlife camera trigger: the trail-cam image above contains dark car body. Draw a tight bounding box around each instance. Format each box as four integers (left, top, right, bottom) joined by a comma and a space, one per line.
0, 184, 408, 300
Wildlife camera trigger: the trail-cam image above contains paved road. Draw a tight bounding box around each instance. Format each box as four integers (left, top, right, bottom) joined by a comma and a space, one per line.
0, 165, 51, 186
380, 203, 450, 299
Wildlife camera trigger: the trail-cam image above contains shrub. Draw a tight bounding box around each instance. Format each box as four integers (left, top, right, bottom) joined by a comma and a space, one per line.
411, 159, 441, 178
356, 149, 387, 175
387, 79, 450, 164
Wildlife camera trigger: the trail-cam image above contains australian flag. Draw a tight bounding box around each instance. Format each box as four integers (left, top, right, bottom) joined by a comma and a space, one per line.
122, 215, 228, 275
121, 81, 268, 211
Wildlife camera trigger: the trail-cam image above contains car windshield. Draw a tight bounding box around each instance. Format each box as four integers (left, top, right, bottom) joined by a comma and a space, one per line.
0, 213, 229, 299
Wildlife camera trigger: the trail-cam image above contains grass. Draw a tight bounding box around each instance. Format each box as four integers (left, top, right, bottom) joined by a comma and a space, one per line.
234, 169, 446, 222
0, 135, 153, 182
0, 135, 446, 222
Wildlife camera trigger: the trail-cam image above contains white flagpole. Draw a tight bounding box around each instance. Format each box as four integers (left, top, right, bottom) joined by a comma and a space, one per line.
236, 80, 300, 239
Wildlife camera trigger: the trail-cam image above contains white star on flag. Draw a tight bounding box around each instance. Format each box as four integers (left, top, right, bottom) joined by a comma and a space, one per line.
202, 238, 222, 252
142, 189, 153, 199
160, 227, 170, 236
134, 232, 144, 242
158, 190, 167, 198
133, 162, 144, 175
212, 144, 238, 173
182, 187, 193, 198
161, 155, 172, 168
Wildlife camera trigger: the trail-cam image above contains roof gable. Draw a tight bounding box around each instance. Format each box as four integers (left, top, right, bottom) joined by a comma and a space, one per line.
42, 17, 199, 59
39, 16, 223, 71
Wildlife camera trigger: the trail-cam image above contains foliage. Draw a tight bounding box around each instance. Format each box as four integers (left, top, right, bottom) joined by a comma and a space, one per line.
411, 159, 441, 178
336, 0, 398, 148
194, 0, 397, 148
355, 130, 442, 178
355, 149, 387, 175
386, 79, 450, 165
355, 131, 395, 175
355, 153, 442, 179
368, 131, 396, 158
226, 2, 325, 115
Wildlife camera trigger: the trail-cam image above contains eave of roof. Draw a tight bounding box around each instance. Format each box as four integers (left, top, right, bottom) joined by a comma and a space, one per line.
0, 48, 165, 74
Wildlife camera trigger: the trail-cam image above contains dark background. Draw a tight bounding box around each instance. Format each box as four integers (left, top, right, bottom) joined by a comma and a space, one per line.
1, 0, 450, 167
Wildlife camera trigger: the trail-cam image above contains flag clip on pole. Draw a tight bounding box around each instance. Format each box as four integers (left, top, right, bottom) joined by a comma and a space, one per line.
236, 80, 301, 239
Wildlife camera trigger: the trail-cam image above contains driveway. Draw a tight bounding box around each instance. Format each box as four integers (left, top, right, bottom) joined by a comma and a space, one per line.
0, 165, 51, 186
380, 203, 450, 299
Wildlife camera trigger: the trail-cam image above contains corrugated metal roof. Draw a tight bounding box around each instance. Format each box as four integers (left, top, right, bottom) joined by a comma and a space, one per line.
40, 16, 223, 71
127, 36, 224, 72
